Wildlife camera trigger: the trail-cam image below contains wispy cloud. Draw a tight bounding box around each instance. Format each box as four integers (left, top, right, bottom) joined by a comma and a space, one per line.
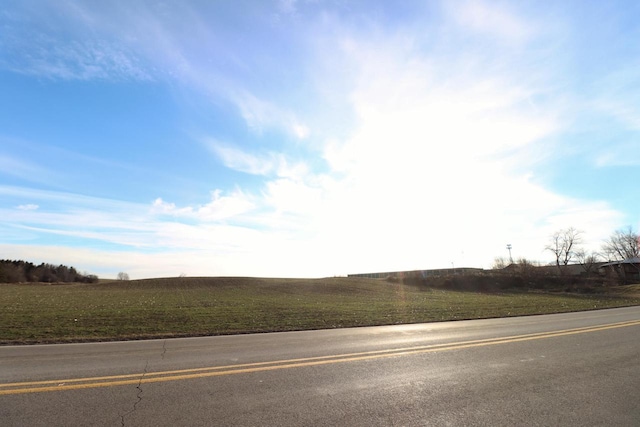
0, 1, 635, 278
448, 0, 535, 44
1, 25, 152, 81
208, 142, 277, 176
207, 139, 311, 180
594, 142, 640, 167
0, 186, 265, 268
585, 66, 640, 167
152, 189, 255, 222
230, 90, 310, 139
0, 185, 139, 211
0, 154, 45, 178
2, 1, 312, 141
16, 204, 39, 211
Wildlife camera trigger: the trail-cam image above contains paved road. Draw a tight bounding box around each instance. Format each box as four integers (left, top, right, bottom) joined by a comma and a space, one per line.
1, 306, 640, 426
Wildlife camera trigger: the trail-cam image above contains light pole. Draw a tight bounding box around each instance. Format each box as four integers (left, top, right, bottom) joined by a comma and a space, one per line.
506, 244, 513, 264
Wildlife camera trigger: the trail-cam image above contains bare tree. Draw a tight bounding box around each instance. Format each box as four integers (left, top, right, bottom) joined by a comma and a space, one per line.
117, 272, 130, 281
492, 257, 508, 269
602, 226, 640, 261
575, 249, 600, 275
516, 257, 539, 278
545, 227, 583, 266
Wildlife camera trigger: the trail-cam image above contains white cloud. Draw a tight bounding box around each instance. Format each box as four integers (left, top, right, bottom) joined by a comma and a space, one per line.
0, 185, 141, 212
278, 0, 298, 15
591, 62, 640, 126
0, 2, 633, 278
151, 198, 193, 217
17, 204, 39, 211
3, 32, 152, 81
2, 2, 306, 139
185, 7, 628, 274
152, 190, 255, 222
288, 21, 621, 272
207, 140, 312, 181
231, 90, 311, 139
585, 64, 640, 167
0, 241, 317, 280
196, 190, 255, 221
448, 0, 534, 44
292, 123, 311, 139
0, 154, 61, 185
263, 178, 323, 215
594, 141, 640, 167
208, 142, 276, 176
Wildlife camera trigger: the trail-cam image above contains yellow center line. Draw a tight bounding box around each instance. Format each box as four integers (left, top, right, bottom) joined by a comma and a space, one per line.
2, 319, 639, 395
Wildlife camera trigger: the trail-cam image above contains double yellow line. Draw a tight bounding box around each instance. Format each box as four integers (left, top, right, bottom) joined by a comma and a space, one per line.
2, 319, 640, 396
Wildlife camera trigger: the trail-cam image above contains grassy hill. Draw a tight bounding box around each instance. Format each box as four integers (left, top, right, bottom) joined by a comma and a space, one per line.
1, 276, 638, 344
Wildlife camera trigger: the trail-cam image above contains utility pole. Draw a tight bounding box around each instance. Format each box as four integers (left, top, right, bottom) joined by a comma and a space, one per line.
506, 244, 513, 265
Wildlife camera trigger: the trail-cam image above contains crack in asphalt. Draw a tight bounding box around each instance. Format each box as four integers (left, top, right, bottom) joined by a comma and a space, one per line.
120, 361, 149, 427
119, 342, 165, 426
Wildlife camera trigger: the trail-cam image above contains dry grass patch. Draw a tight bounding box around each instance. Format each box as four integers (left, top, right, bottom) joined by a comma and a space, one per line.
1, 277, 638, 344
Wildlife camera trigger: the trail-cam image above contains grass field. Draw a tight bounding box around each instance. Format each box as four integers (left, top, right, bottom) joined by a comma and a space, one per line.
1, 277, 639, 344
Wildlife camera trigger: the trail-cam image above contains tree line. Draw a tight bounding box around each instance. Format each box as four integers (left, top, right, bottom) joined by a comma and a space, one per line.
544, 226, 639, 266
0, 259, 99, 283
494, 226, 639, 271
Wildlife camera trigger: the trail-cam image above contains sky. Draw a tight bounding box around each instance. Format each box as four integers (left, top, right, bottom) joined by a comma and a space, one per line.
0, 0, 638, 279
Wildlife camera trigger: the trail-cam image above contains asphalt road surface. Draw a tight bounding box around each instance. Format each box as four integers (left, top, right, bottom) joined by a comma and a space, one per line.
1, 306, 640, 426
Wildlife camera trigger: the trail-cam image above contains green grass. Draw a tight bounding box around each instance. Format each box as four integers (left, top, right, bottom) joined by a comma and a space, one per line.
1, 277, 638, 344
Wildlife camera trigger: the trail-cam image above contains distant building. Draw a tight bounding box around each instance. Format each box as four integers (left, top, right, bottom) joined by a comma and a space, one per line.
530, 263, 606, 277
599, 257, 640, 283
348, 267, 484, 279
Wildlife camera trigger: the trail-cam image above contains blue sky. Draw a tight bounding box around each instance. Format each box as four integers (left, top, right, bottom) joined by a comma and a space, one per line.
1, 0, 638, 279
